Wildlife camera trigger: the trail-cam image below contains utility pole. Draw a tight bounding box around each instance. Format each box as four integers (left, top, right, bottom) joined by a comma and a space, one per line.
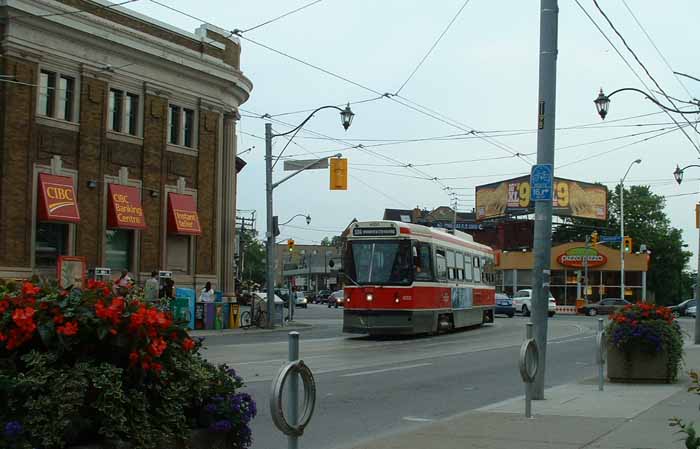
531, 0, 559, 400
265, 123, 276, 328
584, 235, 590, 302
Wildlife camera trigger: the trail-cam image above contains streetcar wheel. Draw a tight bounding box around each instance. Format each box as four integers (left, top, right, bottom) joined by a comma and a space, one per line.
522, 305, 530, 317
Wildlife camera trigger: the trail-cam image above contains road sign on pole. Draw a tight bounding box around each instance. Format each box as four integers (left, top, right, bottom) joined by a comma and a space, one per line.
283, 159, 329, 171
530, 164, 553, 201
599, 235, 622, 243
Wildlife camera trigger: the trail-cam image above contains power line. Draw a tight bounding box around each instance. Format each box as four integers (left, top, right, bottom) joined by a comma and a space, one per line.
620, 0, 692, 100
264, 95, 385, 118
394, 0, 472, 95
590, 0, 700, 154
556, 123, 689, 169
239, 0, 324, 34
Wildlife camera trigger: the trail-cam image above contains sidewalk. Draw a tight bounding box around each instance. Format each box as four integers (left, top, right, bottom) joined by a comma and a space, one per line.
342, 346, 700, 449
189, 321, 312, 337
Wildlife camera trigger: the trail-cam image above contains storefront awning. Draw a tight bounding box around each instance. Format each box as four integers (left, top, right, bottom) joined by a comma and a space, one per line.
107, 184, 146, 230
38, 173, 80, 223
167, 193, 201, 235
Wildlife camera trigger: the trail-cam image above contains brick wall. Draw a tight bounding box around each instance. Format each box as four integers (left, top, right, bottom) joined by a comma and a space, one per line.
195, 110, 219, 275
141, 94, 168, 272
0, 57, 37, 267
75, 75, 107, 267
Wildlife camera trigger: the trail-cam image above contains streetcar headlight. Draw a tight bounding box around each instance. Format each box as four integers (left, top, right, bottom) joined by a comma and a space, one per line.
366, 293, 373, 301
395, 298, 400, 304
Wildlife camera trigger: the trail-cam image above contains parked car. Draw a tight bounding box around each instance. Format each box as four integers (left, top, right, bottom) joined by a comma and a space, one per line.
578, 298, 630, 316
316, 290, 332, 304
669, 299, 696, 317
512, 289, 556, 317
688, 305, 697, 318
293, 292, 308, 308
328, 289, 345, 308
495, 293, 515, 318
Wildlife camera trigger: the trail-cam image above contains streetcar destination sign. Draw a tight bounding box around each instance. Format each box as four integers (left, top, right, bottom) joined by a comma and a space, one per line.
352, 227, 397, 236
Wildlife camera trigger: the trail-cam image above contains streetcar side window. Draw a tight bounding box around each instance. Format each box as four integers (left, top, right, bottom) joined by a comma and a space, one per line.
473, 256, 481, 283
435, 248, 447, 281
455, 252, 464, 281
446, 250, 456, 280
414, 241, 434, 281
464, 254, 473, 281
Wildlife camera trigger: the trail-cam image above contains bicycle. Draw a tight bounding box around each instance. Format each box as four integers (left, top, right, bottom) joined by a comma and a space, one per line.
240, 309, 267, 329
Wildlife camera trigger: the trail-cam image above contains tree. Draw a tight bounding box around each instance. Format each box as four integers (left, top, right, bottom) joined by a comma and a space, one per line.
239, 231, 265, 288
321, 237, 332, 246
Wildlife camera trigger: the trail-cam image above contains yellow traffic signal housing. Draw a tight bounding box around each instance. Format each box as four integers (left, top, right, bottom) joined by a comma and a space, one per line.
623, 236, 633, 253
590, 231, 598, 245
287, 239, 295, 252
330, 158, 348, 190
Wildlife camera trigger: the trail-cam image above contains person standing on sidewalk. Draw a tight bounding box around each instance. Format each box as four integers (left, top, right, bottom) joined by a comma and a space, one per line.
199, 282, 215, 303
144, 271, 159, 302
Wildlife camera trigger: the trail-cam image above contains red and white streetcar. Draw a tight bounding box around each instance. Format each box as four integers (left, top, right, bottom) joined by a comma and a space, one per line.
342, 220, 496, 336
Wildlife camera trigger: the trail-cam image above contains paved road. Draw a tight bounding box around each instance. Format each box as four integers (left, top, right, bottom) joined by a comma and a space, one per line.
202, 310, 697, 449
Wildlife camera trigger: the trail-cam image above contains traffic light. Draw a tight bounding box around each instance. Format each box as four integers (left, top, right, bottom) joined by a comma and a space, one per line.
330, 158, 348, 191
623, 236, 633, 253
590, 231, 598, 245
287, 239, 295, 252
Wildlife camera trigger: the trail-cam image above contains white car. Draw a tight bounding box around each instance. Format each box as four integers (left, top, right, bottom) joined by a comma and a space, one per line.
688, 306, 697, 318
512, 289, 556, 317
293, 292, 308, 308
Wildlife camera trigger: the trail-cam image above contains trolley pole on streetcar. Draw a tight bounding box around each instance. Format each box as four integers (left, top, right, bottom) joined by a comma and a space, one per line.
530, 0, 559, 400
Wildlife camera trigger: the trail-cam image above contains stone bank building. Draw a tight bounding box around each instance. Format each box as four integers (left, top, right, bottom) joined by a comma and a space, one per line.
0, 0, 252, 297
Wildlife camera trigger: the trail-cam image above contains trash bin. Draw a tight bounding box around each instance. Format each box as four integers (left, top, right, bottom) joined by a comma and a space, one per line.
194, 303, 205, 330
205, 303, 216, 329
214, 303, 226, 330
229, 304, 240, 329
175, 287, 195, 329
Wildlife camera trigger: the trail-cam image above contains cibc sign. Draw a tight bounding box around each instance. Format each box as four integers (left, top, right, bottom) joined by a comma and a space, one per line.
557, 247, 607, 268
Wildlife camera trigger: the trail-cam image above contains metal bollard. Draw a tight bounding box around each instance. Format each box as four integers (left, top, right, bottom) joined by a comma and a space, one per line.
288, 332, 299, 449
596, 318, 606, 391
519, 322, 539, 418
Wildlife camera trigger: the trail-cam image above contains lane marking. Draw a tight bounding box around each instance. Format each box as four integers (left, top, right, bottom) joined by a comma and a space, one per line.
341, 362, 432, 378
402, 416, 434, 422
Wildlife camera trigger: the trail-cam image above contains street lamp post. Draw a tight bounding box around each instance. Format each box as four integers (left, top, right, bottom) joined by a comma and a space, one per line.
595, 87, 700, 120
265, 104, 354, 329
674, 164, 700, 344
620, 159, 642, 303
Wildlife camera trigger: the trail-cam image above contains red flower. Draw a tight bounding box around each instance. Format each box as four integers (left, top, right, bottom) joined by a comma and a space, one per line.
103, 287, 111, 297
0, 332, 6, 342
39, 302, 49, 311
129, 351, 140, 367
12, 307, 36, 333
57, 321, 79, 336
22, 282, 40, 296
53, 313, 64, 324
151, 362, 163, 373
148, 337, 168, 357
182, 338, 195, 352
0, 300, 8, 314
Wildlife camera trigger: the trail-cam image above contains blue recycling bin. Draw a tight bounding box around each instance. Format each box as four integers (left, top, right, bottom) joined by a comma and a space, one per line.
174, 287, 196, 330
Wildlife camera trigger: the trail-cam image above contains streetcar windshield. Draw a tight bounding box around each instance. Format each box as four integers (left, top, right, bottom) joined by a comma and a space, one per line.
346, 240, 412, 285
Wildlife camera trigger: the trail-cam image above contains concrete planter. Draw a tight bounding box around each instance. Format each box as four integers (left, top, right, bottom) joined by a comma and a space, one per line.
607, 344, 675, 383
69, 429, 231, 449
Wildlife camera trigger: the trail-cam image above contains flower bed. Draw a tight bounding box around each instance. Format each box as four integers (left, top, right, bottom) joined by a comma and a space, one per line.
0, 279, 256, 449
606, 302, 684, 383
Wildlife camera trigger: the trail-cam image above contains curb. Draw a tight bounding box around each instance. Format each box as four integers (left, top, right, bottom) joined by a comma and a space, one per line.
190, 322, 313, 337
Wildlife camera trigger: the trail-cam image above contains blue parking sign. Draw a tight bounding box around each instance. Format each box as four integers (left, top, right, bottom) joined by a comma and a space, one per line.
530, 164, 553, 201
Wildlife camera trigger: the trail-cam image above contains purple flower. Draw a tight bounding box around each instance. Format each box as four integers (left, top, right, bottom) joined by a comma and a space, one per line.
4, 421, 22, 438
205, 403, 217, 413
209, 419, 232, 432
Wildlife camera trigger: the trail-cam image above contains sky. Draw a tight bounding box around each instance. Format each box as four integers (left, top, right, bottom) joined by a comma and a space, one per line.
126, 0, 700, 268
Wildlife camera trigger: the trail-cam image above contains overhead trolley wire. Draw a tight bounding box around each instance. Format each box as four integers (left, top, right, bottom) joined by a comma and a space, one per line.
238, 0, 325, 34
587, 0, 700, 154
394, 0, 472, 95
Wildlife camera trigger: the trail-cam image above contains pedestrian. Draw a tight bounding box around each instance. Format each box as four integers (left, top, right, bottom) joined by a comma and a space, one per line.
112, 269, 131, 296
199, 281, 215, 303
144, 271, 159, 302
159, 278, 175, 302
